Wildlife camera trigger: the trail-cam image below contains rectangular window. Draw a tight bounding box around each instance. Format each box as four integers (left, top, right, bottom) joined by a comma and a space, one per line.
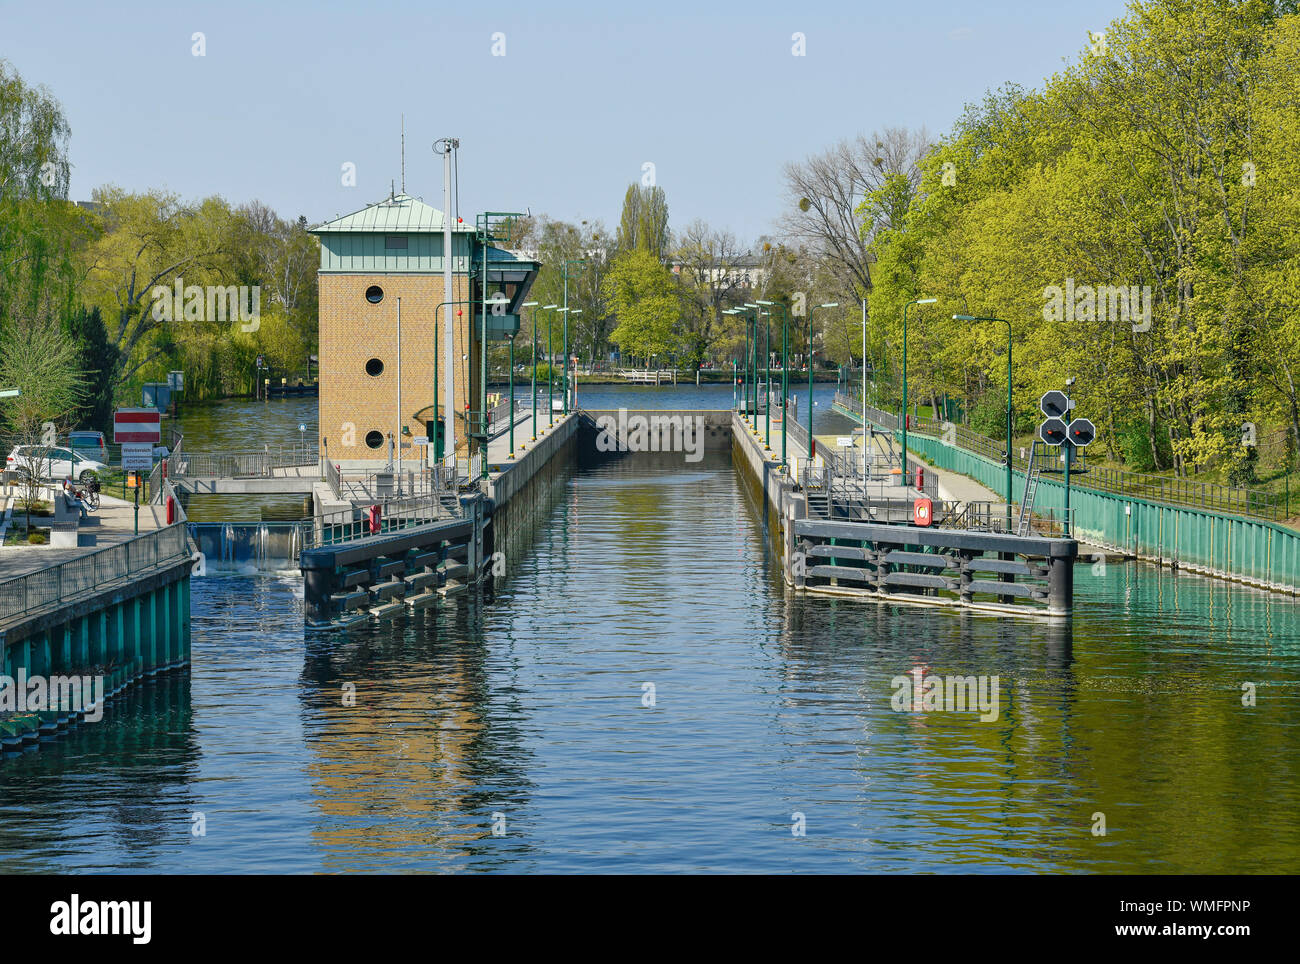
385, 235, 408, 249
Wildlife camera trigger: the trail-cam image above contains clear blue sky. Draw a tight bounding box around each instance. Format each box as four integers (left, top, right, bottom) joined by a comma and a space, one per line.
3, 0, 1132, 242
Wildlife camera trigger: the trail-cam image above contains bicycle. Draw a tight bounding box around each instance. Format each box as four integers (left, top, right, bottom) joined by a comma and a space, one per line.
73, 478, 100, 512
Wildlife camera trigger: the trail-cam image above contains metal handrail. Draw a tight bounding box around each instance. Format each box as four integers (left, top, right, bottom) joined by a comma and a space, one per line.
835, 389, 1289, 523
325, 459, 342, 500
786, 416, 811, 457
304, 490, 459, 551
0, 523, 190, 623
170, 446, 317, 479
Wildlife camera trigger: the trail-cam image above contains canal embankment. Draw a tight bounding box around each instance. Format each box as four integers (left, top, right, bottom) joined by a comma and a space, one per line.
835, 394, 1300, 596
730, 409, 1078, 616
0, 516, 193, 756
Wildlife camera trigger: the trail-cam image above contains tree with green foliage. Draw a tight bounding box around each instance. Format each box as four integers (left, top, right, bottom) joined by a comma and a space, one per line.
616, 183, 670, 260
603, 248, 681, 364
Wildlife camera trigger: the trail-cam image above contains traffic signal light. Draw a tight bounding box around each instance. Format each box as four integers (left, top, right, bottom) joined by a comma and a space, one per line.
1040, 417, 1068, 445
1040, 390, 1070, 419
1068, 418, 1096, 447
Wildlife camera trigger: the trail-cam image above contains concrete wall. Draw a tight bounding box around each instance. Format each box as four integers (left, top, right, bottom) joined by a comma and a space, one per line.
487, 414, 579, 584
581, 409, 735, 451
730, 412, 805, 582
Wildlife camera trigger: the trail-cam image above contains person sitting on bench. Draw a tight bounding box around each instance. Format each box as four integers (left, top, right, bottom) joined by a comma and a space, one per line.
62, 478, 87, 520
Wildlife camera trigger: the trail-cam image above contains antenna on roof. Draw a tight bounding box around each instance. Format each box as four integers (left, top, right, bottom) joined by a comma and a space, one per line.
400, 114, 405, 194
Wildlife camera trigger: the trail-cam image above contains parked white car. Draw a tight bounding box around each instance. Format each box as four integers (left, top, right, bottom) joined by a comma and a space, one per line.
5, 445, 106, 483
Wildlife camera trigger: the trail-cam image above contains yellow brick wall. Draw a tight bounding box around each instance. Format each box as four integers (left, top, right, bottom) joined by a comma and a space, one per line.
318, 272, 475, 464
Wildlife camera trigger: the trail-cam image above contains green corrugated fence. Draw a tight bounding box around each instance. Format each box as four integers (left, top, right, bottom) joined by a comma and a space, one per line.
837, 402, 1300, 594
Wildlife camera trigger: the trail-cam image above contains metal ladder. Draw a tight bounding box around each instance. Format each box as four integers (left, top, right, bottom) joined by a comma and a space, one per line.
1016, 444, 1041, 537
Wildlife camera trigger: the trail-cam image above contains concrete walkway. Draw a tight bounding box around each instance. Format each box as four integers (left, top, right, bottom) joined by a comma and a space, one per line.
0, 486, 165, 579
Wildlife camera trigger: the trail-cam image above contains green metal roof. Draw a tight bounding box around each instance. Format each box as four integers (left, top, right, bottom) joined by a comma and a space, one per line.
310, 193, 475, 234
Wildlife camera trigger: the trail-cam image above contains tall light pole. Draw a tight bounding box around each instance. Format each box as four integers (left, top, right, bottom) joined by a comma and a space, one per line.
534, 305, 557, 440
434, 137, 459, 467
551, 307, 569, 428
744, 302, 766, 446
433, 300, 469, 466
730, 306, 757, 426
723, 309, 741, 412
562, 258, 586, 413
568, 308, 583, 410
512, 301, 539, 458
861, 300, 868, 477
954, 313, 1014, 532
396, 296, 403, 476
758, 300, 791, 469
806, 302, 839, 462
901, 297, 937, 488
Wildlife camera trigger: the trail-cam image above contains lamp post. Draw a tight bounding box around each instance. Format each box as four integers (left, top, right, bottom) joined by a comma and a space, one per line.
723, 309, 742, 413
396, 296, 403, 477
433, 300, 470, 465
568, 309, 583, 411
954, 313, 1014, 533
551, 308, 569, 428
562, 258, 586, 413
534, 305, 557, 440
732, 306, 758, 427
758, 300, 791, 469
744, 303, 769, 447
806, 303, 840, 462
512, 301, 539, 458
728, 313, 738, 410
900, 297, 937, 489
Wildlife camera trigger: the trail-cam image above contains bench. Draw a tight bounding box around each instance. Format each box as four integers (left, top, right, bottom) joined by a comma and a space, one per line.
51, 493, 81, 548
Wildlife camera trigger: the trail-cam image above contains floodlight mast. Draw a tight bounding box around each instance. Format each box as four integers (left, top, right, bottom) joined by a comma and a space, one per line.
435, 137, 460, 468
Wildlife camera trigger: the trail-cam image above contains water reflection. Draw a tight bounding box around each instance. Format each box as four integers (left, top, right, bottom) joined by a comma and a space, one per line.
3, 442, 1298, 872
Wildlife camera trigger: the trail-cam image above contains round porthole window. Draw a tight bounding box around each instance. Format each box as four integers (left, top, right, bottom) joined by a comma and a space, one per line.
364, 431, 385, 449
365, 285, 384, 304
365, 358, 384, 377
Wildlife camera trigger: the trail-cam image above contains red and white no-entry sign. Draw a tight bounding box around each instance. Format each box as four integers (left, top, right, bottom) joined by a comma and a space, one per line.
114, 407, 162, 444
913, 498, 933, 527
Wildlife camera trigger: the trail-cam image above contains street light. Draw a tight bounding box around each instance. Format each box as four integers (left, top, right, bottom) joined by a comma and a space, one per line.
552, 308, 570, 428
730, 306, 758, 427
806, 303, 839, 463
512, 301, 539, 458
562, 258, 586, 414
434, 300, 471, 465
745, 303, 769, 448
534, 305, 558, 440
568, 309, 584, 411
954, 313, 1014, 533
901, 297, 938, 490
758, 300, 791, 468
723, 309, 741, 411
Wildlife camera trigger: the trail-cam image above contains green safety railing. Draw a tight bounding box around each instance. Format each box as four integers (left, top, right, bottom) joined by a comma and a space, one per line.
834, 391, 1300, 591
0, 523, 191, 624
834, 390, 1290, 523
